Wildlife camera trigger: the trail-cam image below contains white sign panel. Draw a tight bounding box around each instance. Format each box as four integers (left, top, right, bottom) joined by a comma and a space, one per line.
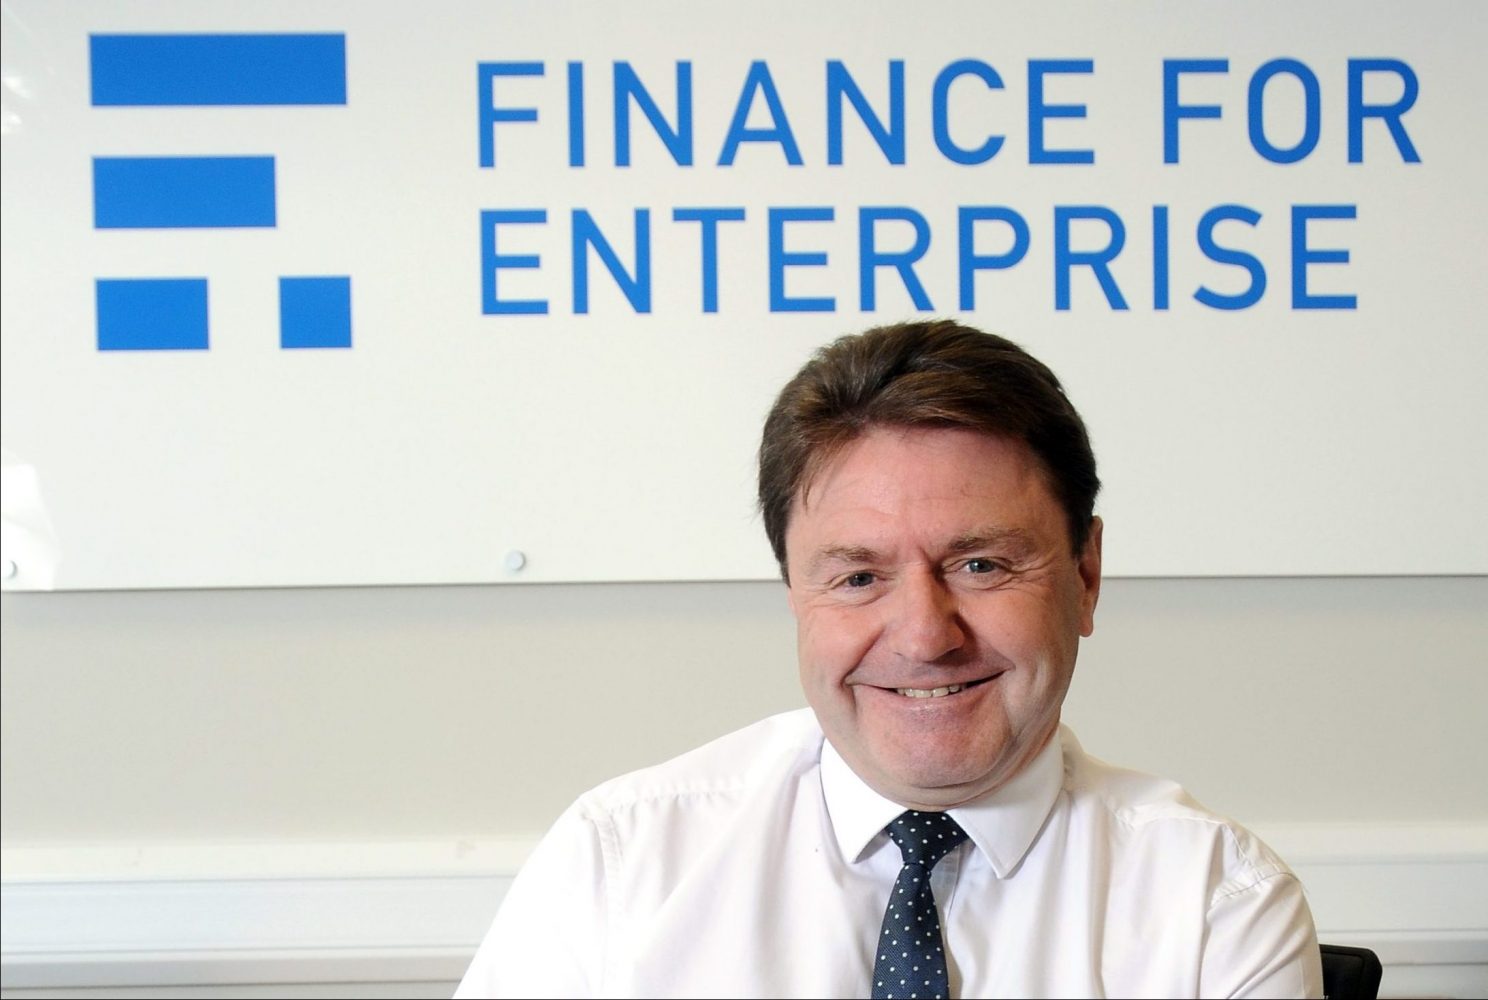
2, 0, 1485, 589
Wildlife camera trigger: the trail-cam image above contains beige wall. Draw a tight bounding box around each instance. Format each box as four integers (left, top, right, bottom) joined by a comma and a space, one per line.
3, 574, 1485, 849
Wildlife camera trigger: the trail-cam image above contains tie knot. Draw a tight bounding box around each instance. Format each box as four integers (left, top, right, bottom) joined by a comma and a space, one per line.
884, 810, 968, 869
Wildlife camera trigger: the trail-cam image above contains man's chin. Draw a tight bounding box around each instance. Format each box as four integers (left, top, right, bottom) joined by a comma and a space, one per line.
869, 749, 1014, 809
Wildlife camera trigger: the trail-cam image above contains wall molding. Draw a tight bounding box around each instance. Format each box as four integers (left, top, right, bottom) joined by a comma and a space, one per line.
3, 823, 1485, 992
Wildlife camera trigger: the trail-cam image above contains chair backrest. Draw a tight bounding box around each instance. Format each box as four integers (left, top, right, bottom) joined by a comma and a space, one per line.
1320, 943, 1383, 1000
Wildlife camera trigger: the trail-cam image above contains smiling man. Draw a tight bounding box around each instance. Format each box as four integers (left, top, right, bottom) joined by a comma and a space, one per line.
456, 321, 1322, 999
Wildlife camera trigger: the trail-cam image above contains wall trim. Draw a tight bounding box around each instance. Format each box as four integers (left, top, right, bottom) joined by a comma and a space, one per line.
3, 823, 1485, 991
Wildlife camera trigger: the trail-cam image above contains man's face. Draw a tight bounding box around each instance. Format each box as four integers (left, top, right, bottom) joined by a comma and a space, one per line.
784, 426, 1102, 810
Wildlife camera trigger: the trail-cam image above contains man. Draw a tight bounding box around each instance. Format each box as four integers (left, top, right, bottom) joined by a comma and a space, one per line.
456, 320, 1322, 999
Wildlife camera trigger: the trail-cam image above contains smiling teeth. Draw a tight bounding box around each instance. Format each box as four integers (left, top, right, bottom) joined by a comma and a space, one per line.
896, 684, 965, 698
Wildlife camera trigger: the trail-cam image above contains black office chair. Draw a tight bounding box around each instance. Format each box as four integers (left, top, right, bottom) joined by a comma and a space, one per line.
1320, 943, 1383, 1000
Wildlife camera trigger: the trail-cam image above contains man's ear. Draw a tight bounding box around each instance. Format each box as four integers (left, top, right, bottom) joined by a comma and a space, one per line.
1077, 516, 1103, 637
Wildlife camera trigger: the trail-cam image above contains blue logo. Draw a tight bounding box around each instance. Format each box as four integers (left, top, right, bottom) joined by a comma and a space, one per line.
89, 33, 351, 350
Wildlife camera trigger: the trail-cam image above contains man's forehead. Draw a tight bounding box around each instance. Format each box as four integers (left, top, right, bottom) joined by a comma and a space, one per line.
800, 526, 1041, 572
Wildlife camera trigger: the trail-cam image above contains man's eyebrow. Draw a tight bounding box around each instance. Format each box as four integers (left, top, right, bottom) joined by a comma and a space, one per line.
945, 527, 1039, 557
803, 545, 883, 575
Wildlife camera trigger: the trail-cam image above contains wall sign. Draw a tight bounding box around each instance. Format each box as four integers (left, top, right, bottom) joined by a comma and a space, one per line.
2, 1, 1484, 589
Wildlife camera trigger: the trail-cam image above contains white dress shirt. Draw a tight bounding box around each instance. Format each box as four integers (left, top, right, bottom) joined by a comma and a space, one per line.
455, 709, 1321, 999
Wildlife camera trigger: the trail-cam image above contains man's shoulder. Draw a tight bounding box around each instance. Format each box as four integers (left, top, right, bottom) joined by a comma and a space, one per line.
572, 707, 824, 819
1059, 727, 1294, 885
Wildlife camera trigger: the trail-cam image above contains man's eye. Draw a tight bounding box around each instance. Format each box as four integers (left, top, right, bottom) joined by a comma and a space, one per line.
964, 558, 1000, 575
844, 571, 877, 588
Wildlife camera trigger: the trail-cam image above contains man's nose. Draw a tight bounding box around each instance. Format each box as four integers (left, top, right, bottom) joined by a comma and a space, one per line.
887, 571, 966, 662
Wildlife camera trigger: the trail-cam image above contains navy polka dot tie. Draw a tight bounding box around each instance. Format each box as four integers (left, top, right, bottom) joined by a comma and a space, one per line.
871, 810, 968, 1000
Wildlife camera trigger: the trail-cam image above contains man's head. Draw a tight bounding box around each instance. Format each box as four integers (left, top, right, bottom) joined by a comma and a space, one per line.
758, 320, 1103, 809
760, 320, 1099, 575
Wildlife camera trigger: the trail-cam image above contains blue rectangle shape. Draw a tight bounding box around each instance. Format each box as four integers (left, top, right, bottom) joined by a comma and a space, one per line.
280, 276, 352, 349
94, 157, 276, 229
97, 279, 209, 351
91, 34, 346, 106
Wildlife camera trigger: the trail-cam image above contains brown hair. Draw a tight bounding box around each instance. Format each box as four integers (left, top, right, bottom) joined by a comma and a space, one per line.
758, 320, 1099, 579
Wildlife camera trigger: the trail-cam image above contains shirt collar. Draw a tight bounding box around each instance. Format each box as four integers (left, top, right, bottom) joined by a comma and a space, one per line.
820, 726, 1066, 879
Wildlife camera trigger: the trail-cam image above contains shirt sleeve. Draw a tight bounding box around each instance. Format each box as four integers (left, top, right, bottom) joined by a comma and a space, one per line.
453, 803, 610, 999
1200, 868, 1324, 1000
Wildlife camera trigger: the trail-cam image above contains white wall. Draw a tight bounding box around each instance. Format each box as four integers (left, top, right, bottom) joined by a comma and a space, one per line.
4, 576, 1486, 840
3, 576, 1487, 997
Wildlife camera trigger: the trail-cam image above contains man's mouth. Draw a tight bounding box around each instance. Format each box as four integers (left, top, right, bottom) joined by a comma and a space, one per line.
893, 677, 993, 699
